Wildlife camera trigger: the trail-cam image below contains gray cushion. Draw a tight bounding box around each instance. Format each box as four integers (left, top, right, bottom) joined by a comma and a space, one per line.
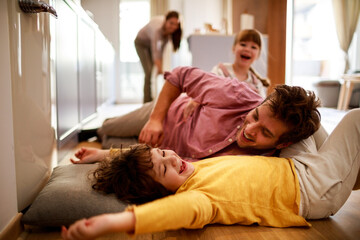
22, 164, 127, 227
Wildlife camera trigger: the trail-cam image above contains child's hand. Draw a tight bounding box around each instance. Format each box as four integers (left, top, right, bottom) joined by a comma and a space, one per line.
183, 99, 199, 120
61, 215, 109, 240
70, 148, 109, 164
61, 212, 135, 240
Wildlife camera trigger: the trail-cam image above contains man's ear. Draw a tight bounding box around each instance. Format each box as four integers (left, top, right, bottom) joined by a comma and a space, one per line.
275, 142, 292, 150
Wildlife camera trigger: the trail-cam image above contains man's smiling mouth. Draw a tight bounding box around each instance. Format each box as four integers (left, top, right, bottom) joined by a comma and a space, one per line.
243, 131, 254, 142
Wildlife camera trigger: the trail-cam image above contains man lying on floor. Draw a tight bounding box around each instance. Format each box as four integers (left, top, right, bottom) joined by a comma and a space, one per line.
62, 108, 360, 240
93, 66, 321, 158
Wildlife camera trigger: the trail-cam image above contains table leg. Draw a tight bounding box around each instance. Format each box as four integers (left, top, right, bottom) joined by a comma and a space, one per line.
337, 82, 346, 110
343, 81, 354, 111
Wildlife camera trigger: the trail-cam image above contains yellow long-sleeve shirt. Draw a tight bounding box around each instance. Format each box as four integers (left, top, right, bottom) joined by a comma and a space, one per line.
128, 155, 310, 235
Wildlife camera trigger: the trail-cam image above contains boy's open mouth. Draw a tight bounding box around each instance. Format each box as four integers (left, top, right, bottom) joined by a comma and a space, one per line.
179, 161, 186, 174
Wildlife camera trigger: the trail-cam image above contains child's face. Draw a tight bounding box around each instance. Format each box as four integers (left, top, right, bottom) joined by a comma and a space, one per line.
233, 40, 260, 66
150, 148, 195, 192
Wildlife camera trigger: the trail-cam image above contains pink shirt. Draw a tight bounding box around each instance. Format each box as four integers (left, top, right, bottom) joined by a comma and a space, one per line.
161, 67, 263, 159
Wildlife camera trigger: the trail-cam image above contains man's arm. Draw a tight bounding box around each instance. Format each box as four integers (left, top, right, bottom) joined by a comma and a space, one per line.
61, 211, 135, 240
139, 81, 180, 146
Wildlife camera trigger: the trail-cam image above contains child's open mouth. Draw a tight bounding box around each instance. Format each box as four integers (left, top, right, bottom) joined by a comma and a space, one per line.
241, 54, 251, 60
179, 161, 186, 174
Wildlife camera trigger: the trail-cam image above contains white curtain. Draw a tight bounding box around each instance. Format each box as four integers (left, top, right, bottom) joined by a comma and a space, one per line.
150, 0, 168, 17
332, 0, 360, 73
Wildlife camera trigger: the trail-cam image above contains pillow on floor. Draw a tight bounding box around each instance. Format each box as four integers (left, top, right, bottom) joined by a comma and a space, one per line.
22, 164, 127, 227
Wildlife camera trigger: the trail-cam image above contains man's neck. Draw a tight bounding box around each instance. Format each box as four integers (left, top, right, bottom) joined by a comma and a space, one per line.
212, 142, 277, 157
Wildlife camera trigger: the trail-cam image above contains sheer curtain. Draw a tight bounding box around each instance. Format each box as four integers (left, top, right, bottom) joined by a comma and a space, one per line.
150, 0, 168, 17
332, 0, 360, 73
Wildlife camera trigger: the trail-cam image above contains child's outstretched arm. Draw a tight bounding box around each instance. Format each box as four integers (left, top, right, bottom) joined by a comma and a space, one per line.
70, 147, 110, 164
61, 211, 135, 240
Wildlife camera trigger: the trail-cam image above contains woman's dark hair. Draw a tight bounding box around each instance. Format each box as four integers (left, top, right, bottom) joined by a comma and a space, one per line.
92, 144, 172, 204
264, 85, 321, 144
165, 10, 182, 51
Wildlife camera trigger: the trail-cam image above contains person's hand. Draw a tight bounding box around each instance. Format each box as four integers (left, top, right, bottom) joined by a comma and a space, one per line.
70, 148, 109, 164
154, 59, 163, 75
183, 99, 200, 120
139, 119, 164, 147
157, 68, 163, 75
61, 214, 112, 240
62, 212, 135, 240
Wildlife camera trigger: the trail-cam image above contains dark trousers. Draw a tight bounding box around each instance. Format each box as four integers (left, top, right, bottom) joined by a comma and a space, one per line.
135, 39, 153, 103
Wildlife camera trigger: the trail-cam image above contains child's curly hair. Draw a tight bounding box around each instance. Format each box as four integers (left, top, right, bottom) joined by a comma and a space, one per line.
92, 144, 172, 204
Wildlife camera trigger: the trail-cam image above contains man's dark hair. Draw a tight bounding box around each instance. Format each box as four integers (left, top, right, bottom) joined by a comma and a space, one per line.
92, 144, 171, 204
265, 84, 321, 144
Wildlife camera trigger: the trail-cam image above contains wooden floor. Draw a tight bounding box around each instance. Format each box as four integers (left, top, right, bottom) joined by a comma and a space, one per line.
22, 106, 360, 240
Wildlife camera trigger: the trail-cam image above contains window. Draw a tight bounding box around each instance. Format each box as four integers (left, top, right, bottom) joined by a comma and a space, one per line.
291, 0, 345, 91
119, 0, 150, 102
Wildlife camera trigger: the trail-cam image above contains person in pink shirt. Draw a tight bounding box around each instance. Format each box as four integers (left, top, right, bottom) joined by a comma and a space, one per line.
77, 66, 320, 162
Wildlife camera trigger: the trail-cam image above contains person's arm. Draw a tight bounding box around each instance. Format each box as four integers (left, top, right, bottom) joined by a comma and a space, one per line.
70, 148, 110, 164
61, 211, 135, 240
62, 191, 212, 239
131, 191, 213, 235
154, 59, 163, 74
139, 81, 180, 146
166, 66, 262, 108
182, 63, 227, 120
140, 66, 263, 146
151, 24, 164, 75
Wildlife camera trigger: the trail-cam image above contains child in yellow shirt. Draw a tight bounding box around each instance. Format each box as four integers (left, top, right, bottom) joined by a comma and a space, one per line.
63, 108, 360, 240
62, 144, 309, 239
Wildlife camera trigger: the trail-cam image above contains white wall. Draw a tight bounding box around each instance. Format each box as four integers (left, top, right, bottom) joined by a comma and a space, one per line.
169, 0, 223, 38
82, 0, 223, 55
182, 0, 223, 38
0, 0, 18, 232
81, 0, 119, 50
81, 0, 120, 103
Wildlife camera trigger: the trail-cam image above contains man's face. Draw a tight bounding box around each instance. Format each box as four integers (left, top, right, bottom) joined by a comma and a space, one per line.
149, 148, 195, 192
236, 103, 290, 150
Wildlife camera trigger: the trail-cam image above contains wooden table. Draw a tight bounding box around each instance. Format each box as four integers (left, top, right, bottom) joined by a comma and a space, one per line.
337, 74, 360, 110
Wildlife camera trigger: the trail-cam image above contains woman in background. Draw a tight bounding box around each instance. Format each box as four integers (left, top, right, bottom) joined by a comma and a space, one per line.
135, 10, 182, 103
